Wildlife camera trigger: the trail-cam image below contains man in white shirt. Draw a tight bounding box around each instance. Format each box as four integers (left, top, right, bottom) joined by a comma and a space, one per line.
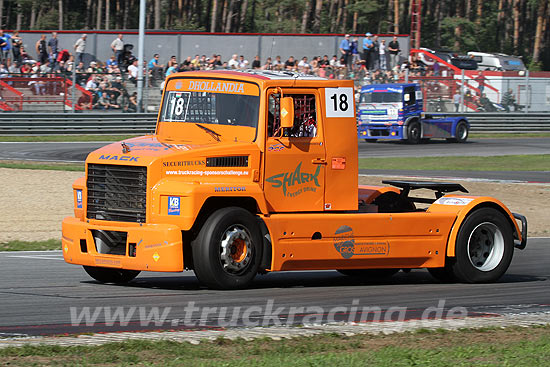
227, 54, 239, 69
111, 34, 124, 67
127, 59, 138, 85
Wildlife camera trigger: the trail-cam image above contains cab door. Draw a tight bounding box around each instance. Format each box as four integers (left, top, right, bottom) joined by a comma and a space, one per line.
263, 89, 326, 212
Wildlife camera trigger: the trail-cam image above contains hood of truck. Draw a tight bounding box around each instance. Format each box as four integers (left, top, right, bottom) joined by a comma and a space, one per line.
86, 135, 259, 180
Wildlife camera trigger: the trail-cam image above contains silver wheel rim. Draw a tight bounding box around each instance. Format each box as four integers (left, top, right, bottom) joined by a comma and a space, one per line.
458, 124, 467, 140
220, 225, 253, 274
467, 222, 504, 271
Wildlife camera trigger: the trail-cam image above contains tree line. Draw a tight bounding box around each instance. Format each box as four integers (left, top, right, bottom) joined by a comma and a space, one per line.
0, 0, 548, 69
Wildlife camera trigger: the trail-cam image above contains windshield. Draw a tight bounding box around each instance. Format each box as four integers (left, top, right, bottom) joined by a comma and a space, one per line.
161, 90, 260, 128
360, 92, 401, 103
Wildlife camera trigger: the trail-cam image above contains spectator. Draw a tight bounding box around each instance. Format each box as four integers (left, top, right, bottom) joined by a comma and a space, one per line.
111, 34, 124, 66
372, 35, 380, 70
127, 59, 138, 85
329, 55, 338, 67
85, 76, 99, 91
339, 34, 351, 69
379, 39, 387, 71
106, 55, 118, 69
212, 54, 222, 68
227, 54, 239, 69
191, 54, 201, 69
77, 93, 92, 110
285, 56, 296, 71
0, 63, 8, 78
319, 55, 330, 68
453, 91, 461, 112
48, 32, 59, 66
147, 53, 164, 85
39, 59, 52, 74
251, 55, 261, 69
272, 55, 282, 70
0, 30, 12, 65
502, 88, 517, 112
165, 62, 178, 77
310, 56, 319, 74
7, 59, 19, 73
167, 55, 178, 69
180, 56, 192, 71
11, 31, 22, 66
74, 34, 87, 64
351, 37, 360, 71
298, 56, 310, 73
125, 92, 138, 112
475, 71, 486, 94
36, 34, 48, 64
262, 57, 273, 70
20, 62, 32, 75
238, 55, 249, 69
362, 32, 374, 70
388, 35, 400, 70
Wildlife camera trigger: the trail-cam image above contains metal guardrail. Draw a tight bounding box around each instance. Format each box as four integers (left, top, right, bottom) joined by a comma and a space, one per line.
444, 113, 550, 133
0, 112, 548, 135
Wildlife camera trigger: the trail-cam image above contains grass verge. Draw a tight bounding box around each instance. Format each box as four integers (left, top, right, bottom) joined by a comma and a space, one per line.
0, 161, 84, 171
0, 240, 61, 252
359, 154, 550, 171
0, 326, 549, 366
0, 135, 141, 142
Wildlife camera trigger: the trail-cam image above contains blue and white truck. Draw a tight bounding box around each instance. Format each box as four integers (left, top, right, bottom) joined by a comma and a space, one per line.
357, 83, 469, 144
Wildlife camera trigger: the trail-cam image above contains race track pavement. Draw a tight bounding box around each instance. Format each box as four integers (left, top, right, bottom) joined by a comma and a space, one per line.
0, 238, 548, 344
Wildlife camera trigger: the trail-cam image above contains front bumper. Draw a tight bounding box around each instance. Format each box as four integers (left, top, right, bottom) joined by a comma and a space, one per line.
62, 217, 184, 272
358, 124, 404, 139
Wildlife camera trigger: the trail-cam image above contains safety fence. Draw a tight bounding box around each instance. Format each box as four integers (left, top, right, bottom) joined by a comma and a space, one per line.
0, 112, 548, 135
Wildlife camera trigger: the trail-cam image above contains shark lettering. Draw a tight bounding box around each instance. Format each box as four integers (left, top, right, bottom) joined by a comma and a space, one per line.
266, 162, 321, 197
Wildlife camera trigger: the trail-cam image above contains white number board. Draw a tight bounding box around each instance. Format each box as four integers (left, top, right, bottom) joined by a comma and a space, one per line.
325, 87, 354, 118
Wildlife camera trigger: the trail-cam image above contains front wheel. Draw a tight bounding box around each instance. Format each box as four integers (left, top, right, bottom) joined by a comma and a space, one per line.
407, 121, 421, 144
83, 266, 140, 284
192, 207, 263, 290
450, 208, 514, 283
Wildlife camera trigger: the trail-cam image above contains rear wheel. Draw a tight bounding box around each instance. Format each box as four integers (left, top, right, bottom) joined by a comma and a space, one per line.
192, 207, 263, 290
450, 208, 514, 283
83, 266, 140, 284
448, 121, 469, 143
407, 121, 421, 144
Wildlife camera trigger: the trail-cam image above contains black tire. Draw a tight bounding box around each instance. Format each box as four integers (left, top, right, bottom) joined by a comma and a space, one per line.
428, 266, 456, 283
192, 207, 263, 290
448, 121, 469, 143
406, 121, 421, 144
337, 269, 399, 278
83, 266, 140, 284
450, 208, 514, 283
364, 139, 377, 143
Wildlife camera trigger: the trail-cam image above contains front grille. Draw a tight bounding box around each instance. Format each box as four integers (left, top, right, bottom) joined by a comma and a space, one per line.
87, 164, 147, 223
206, 156, 248, 167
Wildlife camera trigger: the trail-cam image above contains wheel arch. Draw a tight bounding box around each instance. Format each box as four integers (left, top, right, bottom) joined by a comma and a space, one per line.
445, 201, 521, 258
452, 118, 470, 135
403, 116, 421, 140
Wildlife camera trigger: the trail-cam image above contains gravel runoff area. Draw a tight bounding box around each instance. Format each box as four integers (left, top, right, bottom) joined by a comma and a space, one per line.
0, 168, 548, 244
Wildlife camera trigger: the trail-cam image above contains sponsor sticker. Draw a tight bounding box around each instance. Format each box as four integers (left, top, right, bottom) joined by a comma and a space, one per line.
434, 197, 475, 206
333, 225, 390, 259
168, 196, 180, 215
76, 189, 83, 208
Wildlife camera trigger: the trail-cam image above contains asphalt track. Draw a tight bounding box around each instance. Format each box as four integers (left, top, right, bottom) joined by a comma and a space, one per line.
0, 238, 548, 337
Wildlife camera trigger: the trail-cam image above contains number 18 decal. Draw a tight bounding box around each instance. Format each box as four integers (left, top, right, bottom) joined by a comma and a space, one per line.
325, 87, 354, 118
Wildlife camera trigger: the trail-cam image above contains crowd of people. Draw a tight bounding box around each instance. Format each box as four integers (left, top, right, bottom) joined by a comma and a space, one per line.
1, 30, 484, 112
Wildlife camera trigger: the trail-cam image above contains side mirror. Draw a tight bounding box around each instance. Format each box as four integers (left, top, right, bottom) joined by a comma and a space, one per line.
280, 97, 294, 129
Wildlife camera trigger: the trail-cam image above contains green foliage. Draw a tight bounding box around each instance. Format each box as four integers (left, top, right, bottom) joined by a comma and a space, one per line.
439, 17, 477, 53
0, 239, 61, 251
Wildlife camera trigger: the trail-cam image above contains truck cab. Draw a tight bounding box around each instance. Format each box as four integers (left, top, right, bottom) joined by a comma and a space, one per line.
62, 70, 524, 290
357, 83, 469, 144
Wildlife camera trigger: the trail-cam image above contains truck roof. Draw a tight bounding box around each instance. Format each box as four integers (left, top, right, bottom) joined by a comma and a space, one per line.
169, 69, 326, 81
360, 83, 417, 93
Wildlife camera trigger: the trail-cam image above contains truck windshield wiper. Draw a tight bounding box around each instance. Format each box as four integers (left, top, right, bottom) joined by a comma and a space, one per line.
195, 123, 221, 142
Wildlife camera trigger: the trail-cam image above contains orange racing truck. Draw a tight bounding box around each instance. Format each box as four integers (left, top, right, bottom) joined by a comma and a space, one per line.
62, 70, 527, 289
